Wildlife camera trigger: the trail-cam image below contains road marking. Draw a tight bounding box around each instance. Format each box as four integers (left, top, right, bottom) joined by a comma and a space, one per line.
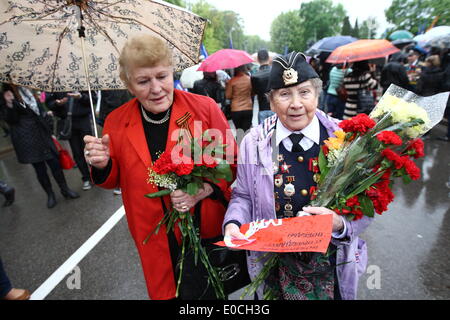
30, 206, 126, 300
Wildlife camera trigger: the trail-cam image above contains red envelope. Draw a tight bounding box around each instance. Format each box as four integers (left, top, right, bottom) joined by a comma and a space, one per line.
216, 215, 333, 253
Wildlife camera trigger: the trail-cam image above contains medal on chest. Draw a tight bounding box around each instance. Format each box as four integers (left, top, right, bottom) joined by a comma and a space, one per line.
283, 183, 295, 197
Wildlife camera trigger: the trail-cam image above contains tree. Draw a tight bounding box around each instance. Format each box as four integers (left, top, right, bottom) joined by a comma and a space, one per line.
162, 0, 185, 7
298, 0, 347, 51
385, 0, 450, 35
190, 1, 245, 53
352, 19, 360, 38
270, 11, 303, 54
341, 16, 353, 36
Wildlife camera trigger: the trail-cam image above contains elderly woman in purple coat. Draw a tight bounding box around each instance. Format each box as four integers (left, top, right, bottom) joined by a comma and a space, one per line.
223, 52, 372, 300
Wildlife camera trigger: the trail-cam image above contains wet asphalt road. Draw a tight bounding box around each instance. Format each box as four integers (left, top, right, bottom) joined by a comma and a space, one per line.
0, 123, 449, 300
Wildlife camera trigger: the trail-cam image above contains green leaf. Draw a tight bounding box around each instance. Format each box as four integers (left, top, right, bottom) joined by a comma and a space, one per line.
144, 189, 172, 198
187, 182, 200, 195
358, 194, 375, 218
402, 174, 412, 184
318, 149, 329, 182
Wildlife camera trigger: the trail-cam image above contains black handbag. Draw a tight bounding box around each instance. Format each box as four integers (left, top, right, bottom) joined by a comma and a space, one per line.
57, 97, 74, 140
176, 196, 251, 300
356, 80, 375, 115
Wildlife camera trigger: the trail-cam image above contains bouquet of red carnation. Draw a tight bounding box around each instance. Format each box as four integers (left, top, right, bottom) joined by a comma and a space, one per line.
143, 130, 233, 299
310, 85, 449, 221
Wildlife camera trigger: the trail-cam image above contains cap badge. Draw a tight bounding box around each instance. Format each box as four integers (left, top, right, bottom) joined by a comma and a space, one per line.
283, 68, 298, 86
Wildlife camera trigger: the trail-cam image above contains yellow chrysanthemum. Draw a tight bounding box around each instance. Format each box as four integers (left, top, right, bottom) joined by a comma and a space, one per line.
325, 130, 346, 150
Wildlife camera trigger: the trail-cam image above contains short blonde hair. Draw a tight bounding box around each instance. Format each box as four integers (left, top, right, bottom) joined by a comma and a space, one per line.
119, 34, 173, 85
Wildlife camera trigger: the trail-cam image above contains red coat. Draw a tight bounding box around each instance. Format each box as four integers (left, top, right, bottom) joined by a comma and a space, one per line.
99, 90, 237, 299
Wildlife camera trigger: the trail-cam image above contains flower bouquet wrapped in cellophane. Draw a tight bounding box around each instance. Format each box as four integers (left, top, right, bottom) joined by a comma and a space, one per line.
310, 84, 449, 220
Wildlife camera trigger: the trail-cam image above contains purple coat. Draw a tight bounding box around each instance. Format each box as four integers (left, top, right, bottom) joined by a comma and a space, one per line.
223, 110, 372, 300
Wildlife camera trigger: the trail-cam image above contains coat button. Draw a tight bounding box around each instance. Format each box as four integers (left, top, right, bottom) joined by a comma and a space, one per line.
301, 189, 308, 196
297, 156, 304, 163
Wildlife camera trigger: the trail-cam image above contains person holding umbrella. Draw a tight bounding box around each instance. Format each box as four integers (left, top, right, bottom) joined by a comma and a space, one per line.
83, 34, 237, 300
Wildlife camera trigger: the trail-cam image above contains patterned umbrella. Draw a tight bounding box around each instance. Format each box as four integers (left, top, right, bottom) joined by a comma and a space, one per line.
326, 39, 400, 64
0, 0, 206, 92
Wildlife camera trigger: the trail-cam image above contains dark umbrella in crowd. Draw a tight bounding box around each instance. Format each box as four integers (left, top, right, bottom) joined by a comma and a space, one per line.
306, 35, 358, 56
0, 0, 206, 136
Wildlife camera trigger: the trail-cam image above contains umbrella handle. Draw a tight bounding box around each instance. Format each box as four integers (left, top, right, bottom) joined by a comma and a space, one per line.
80, 36, 98, 138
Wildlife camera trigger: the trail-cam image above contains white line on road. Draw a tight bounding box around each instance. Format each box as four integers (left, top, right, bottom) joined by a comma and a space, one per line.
30, 206, 126, 300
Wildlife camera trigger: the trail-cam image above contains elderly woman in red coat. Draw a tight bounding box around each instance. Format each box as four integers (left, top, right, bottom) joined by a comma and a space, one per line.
83, 35, 237, 300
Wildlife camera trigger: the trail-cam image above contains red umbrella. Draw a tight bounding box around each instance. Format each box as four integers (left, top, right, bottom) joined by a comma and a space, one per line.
326, 39, 400, 64
198, 49, 253, 72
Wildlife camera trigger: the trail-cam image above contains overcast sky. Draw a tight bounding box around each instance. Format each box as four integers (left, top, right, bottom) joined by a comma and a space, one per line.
194, 0, 394, 40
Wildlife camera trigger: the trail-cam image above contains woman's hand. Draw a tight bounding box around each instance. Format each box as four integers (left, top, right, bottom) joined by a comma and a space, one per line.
83, 134, 110, 169
302, 206, 344, 233
170, 183, 213, 212
224, 223, 247, 240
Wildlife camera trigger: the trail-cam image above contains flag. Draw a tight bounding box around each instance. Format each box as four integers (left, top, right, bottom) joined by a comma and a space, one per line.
200, 43, 208, 58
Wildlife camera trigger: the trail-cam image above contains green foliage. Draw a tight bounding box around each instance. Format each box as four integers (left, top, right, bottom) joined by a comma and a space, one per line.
385, 0, 450, 35
341, 16, 353, 36
298, 0, 347, 50
270, 10, 303, 53
162, 0, 185, 7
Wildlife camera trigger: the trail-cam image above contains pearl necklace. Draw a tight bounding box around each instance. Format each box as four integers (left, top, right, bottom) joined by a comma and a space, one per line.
140, 105, 171, 125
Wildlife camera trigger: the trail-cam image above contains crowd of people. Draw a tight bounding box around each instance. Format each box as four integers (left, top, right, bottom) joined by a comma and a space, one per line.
0, 32, 449, 301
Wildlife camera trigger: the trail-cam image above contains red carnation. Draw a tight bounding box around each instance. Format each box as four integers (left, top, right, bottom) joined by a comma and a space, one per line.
366, 181, 395, 215
406, 138, 425, 159
403, 158, 421, 180
338, 114, 376, 134
381, 149, 405, 169
175, 162, 194, 176
152, 151, 176, 175
376, 131, 403, 146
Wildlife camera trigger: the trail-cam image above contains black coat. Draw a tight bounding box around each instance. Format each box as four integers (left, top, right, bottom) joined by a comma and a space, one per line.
191, 79, 224, 104
380, 62, 412, 93
250, 65, 271, 111
416, 67, 445, 97
5, 100, 57, 164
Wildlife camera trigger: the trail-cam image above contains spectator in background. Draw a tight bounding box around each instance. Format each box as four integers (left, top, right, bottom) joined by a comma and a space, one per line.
251, 49, 274, 124
98, 90, 131, 127
226, 64, 254, 132
342, 61, 378, 119
405, 48, 423, 90
1, 84, 79, 209
191, 71, 224, 106
0, 256, 30, 300
416, 55, 444, 97
46, 91, 97, 191
380, 54, 412, 94
326, 64, 349, 119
